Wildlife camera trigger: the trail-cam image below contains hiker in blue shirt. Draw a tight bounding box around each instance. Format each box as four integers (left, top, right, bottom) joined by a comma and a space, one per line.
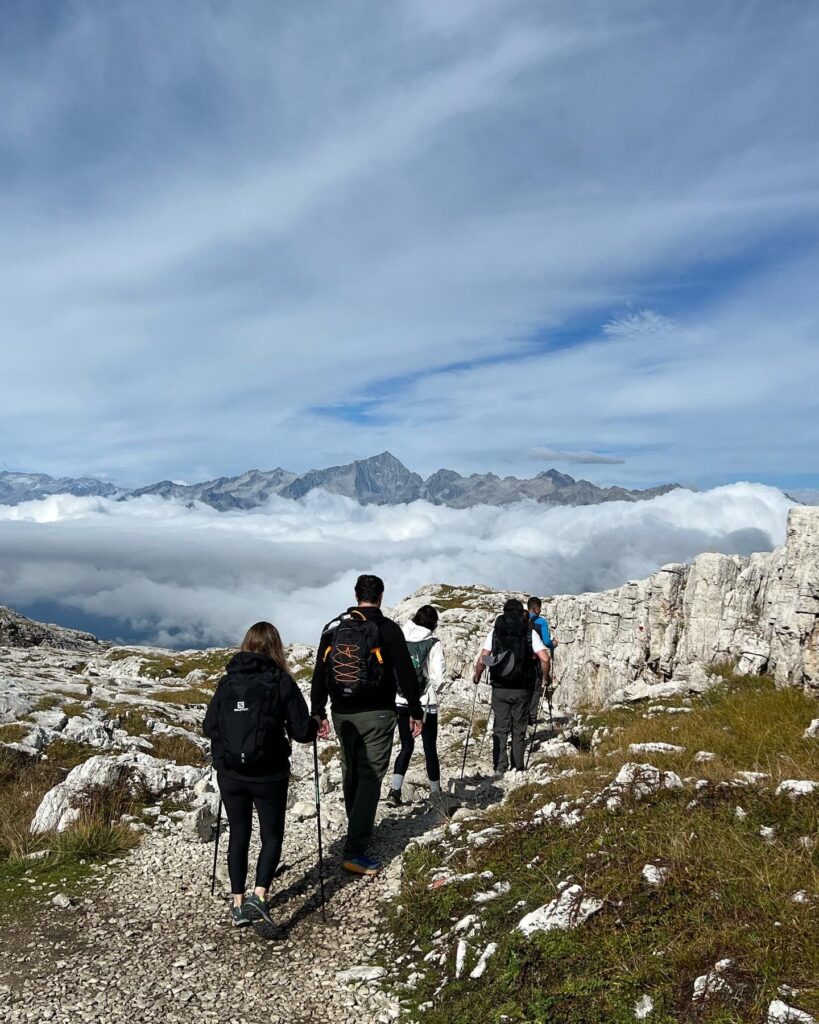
527, 596, 554, 727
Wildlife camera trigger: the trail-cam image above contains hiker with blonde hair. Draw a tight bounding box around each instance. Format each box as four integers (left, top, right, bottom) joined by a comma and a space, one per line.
204, 621, 319, 928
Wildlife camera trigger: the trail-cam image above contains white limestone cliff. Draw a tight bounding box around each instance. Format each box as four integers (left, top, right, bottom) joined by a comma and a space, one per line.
390, 506, 818, 709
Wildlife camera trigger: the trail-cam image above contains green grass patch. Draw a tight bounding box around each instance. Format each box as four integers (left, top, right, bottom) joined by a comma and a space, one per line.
148, 733, 206, 766
112, 706, 151, 736
0, 723, 29, 744
0, 740, 101, 862
106, 647, 231, 679
150, 686, 214, 705
148, 650, 230, 679
59, 702, 90, 719
393, 674, 819, 1023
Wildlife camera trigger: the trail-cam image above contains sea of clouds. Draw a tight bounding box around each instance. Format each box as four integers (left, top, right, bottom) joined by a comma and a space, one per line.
0, 483, 794, 649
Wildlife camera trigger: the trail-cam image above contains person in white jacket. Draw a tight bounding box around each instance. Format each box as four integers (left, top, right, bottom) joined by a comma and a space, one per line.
386, 605, 446, 806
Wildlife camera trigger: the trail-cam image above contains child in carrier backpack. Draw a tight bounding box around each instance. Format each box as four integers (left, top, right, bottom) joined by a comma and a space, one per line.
386, 605, 446, 807
203, 621, 319, 928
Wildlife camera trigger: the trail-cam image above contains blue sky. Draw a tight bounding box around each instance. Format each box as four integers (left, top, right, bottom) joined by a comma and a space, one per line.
1, 0, 818, 489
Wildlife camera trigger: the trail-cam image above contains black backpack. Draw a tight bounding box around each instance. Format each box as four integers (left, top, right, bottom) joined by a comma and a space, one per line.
489, 611, 537, 689
212, 665, 285, 772
321, 610, 385, 698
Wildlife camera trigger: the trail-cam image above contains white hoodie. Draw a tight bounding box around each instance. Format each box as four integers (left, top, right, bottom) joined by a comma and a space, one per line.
396, 621, 446, 712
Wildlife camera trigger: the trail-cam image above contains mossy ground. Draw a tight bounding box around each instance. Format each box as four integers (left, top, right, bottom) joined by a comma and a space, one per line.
392, 676, 819, 1023
106, 648, 231, 679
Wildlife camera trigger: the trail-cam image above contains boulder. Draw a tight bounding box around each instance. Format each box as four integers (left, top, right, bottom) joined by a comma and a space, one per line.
804, 719, 819, 740
767, 1000, 815, 1023
628, 742, 685, 755
516, 883, 603, 934
610, 763, 683, 800
692, 958, 734, 1002
641, 864, 669, 887
30, 752, 206, 833
30, 710, 68, 731
291, 801, 317, 821
62, 716, 112, 749
469, 942, 497, 979
775, 780, 818, 799
335, 966, 387, 985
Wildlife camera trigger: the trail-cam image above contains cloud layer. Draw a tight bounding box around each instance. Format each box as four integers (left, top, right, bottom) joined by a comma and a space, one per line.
0, 484, 793, 649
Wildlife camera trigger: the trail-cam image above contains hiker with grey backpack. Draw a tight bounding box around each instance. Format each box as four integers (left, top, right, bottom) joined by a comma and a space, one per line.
203, 621, 320, 929
386, 604, 446, 808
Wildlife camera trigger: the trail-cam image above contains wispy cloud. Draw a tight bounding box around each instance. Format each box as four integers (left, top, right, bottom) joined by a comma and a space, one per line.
530, 448, 625, 465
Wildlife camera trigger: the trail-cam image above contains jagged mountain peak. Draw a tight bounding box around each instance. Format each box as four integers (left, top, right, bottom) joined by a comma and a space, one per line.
1, 458, 683, 511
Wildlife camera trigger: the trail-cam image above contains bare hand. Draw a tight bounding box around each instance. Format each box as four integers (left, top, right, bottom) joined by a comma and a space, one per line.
472, 674, 481, 685
318, 719, 331, 740
410, 717, 423, 738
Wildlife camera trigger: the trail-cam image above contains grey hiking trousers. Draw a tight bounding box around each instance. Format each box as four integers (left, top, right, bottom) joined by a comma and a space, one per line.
491, 687, 530, 771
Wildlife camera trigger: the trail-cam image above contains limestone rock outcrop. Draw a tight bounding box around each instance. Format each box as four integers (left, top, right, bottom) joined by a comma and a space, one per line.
390, 506, 818, 708
30, 752, 205, 833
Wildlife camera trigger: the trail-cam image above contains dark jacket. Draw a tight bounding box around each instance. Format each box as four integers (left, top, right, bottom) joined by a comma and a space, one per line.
310, 605, 423, 720
203, 651, 318, 782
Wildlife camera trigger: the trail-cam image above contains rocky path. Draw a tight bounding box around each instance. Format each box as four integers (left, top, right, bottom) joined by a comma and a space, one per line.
0, 784, 455, 1024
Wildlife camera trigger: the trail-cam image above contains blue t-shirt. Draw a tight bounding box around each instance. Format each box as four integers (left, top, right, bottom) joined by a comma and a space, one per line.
529, 613, 553, 649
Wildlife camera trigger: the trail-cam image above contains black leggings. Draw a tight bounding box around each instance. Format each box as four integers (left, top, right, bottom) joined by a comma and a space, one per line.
393, 709, 440, 783
217, 772, 289, 894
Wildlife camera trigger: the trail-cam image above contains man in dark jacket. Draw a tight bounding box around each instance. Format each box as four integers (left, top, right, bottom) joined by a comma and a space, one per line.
312, 574, 423, 875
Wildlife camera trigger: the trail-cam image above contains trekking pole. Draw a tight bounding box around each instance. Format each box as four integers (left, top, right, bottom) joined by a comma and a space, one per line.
525, 657, 556, 769
210, 798, 223, 896
312, 739, 327, 922
460, 679, 480, 780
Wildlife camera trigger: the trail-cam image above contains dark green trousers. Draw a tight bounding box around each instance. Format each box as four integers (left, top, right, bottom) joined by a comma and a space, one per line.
332, 708, 397, 857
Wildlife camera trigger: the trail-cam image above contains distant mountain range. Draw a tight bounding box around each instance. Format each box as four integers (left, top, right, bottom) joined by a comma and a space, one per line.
0, 452, 682, 510
0, 472, 118, 506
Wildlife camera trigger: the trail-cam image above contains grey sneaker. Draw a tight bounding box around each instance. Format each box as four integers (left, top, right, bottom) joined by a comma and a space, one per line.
244, 892, 275, 926
230, 903, 251, 928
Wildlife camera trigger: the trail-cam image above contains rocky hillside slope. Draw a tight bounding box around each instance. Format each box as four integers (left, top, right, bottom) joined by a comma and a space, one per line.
0, 605, 101, 654
0, 559, 817, 1022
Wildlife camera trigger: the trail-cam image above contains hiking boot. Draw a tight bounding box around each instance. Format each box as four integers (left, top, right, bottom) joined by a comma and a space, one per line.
342, 855, 382, 876
385, 788, 403, 808
230, 903, 252, 928
244, 892, 274, 926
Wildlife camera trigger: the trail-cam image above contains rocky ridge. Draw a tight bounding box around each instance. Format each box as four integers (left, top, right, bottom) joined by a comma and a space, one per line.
390, 505, 819, 713
1, 453, 681, 509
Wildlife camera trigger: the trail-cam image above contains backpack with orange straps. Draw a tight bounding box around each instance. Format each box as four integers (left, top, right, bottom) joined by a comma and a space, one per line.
320, 610, 385, 698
